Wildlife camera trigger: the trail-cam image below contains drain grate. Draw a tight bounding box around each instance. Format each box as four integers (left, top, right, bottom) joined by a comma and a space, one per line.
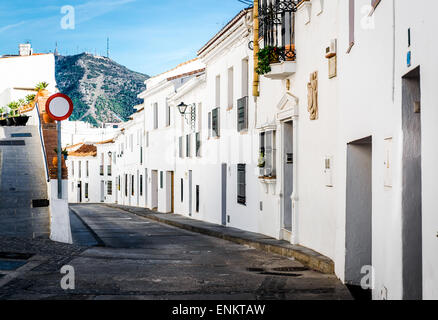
11, 133, 32, 138
0, 140, 25, 146
0, 252, 34, 260
247, 267, 265, 272
32, 199, 49, 208
272, 266, 309, 272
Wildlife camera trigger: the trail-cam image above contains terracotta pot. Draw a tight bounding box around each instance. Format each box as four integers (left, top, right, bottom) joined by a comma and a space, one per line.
42, 112, 54, 124
38, 89, 49, 98
52, 157, 58, 167
285, 44, 296, 61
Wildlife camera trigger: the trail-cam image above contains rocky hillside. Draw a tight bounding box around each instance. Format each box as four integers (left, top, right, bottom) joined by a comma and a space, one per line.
55, 53, 149, 126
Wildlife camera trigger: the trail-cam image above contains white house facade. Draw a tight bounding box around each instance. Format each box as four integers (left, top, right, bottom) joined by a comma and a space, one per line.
64, 0, 438, 300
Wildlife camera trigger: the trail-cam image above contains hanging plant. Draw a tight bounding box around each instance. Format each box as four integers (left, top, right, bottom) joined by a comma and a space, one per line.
258, 152, 266, 168
256, 46, 282, 75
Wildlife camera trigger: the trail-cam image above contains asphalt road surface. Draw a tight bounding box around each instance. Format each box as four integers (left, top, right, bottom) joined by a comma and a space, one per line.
1, 204, 352, 300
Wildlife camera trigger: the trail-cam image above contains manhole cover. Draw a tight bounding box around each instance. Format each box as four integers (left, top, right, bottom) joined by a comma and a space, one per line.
0, 260, 27, 271
272, 266, 309, 272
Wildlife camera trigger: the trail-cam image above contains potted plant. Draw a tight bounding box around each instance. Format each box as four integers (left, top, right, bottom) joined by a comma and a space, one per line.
35, 82, 49, 97
54, 148, 69, 161
0, 108, 6, 126
11, 99, 30, 126
258, 152, 266, 168
6, 101, 19, 126
256, 46, 282, 75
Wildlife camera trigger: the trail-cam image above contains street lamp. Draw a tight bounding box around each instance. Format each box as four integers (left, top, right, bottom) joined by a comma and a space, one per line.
176, 102, 196, 131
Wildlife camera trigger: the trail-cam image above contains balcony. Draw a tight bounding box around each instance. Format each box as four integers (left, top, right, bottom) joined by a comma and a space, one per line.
258, 0, 298, 80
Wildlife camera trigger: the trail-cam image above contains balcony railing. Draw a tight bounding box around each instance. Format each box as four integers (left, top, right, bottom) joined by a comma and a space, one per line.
259, 0, 298, 62
107, 165, 112, 176
100, 165, 104, 176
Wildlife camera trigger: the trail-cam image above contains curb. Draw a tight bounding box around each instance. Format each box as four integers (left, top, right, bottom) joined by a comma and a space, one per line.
105, 204, 335, 275
69, 207, 106, 247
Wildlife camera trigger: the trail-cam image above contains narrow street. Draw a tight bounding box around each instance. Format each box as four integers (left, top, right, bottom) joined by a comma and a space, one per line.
0, 204, 351, 300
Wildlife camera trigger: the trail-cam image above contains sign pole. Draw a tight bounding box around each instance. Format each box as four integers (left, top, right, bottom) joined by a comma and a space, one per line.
57, 120, 62, 199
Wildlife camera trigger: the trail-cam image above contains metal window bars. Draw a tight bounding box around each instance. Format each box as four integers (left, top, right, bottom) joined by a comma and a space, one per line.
258, 0, 298, 62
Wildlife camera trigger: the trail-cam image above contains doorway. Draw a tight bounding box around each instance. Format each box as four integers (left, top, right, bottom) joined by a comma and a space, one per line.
170, 171, 174, 213
402, 66, 422, 300
282, 120, 293, 234
78, 181, 82, 203
100, 181, 105, 203
151, 170, 158, 210
221, 164, 227, 226
345, 136, 372, 300
189, 170, 193, 217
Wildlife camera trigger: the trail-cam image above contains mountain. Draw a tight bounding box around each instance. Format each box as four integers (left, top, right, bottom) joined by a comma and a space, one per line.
55, 53, 149, 127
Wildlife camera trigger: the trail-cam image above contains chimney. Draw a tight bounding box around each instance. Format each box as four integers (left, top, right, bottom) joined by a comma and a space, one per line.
19, 43, 33, 56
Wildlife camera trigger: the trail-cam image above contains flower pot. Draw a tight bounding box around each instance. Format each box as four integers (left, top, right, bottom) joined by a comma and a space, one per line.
12, 117, 20, 126
285, 44, 296, 61
42, 112, 54, 124
52, 157, 58, 167
63, 154, 68, 161
0, 119, 6, 126
38, 89, 50, 98
6, 118, 14, 126
14, 116, 29, 126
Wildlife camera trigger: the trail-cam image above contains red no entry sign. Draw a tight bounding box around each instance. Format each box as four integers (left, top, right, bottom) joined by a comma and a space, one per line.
46, 93, 74, 121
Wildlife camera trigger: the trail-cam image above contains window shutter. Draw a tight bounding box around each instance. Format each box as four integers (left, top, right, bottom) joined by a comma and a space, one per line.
237, 164, 246, 205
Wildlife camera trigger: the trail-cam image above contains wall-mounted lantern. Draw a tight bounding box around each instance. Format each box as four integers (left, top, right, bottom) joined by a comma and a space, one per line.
176, 102, 196, 131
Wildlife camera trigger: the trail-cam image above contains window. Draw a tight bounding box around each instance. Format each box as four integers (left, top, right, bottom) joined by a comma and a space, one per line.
117, 176, 121, 191
125, 174, 128, 196
196, 132, 201, 157
237, 96, 248, 132
186, 134, 191, 158
166, 99, 171, 127
227, 67, 234, 109
78, 161, 82, 178
260, 130, 276, 178
241, 58, 249, 97
180, 179, 184, 202
85, 183, 89, 199
160, 171, 163, 189
215, 75, 221, 107
71, 161, 75, 177
237, 164, 246, 205
212, 108, 220, 138
131, 175, 135, 196
140, 175, 143, 196
107, 181, 113, 196
347, 0, 355, 53
153, 103, 158, 129
145, 132, 149, 147
179, 136, 184, 158
86, 161, 89, 177
196, 185, 200, 212
140, 147, 143, 165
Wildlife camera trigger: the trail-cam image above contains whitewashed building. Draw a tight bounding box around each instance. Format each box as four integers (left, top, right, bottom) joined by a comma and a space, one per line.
65, 0, 438, 300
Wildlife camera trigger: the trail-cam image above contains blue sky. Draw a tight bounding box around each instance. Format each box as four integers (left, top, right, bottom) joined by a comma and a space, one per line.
0, 0, 249, 76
